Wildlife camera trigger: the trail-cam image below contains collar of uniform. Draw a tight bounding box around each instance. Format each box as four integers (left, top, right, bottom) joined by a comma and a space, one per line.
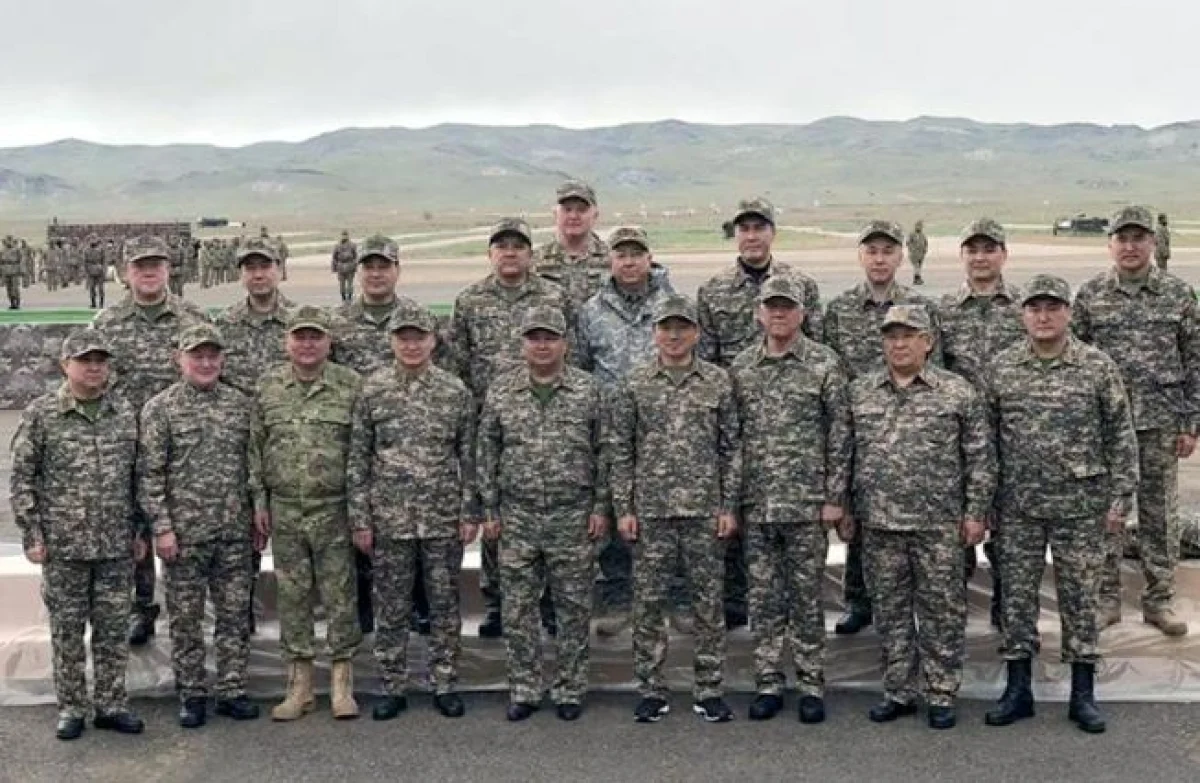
345, 295, 401, 324
228, 293, 293, 324
512, 367, 574, 392
283, 362, 333, 391
180, 379, 222, 401
653, 357, 706, 383
1104, 265, 1162, 295
732, 256, 782, 287
543, 232, 607, 261
484, 273, 543, 297
750, 335, 810, 365
855, 280, 906, 308
392, 364, 433, 387
875, 365, 939, 390
54, 383, 113, 415
113, 293, 182, 322
952, 279, 1019, 307
1019, 335, 1083, 366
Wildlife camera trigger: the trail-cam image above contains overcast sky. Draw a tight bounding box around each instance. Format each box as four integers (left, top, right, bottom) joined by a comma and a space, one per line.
0, 0, 1193, 148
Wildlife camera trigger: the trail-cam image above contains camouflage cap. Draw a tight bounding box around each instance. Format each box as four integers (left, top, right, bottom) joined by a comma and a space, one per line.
608, 225, 651, 252
519, 304, 567, 336
177, 323, 226, 352
287, 305, 332, 334
359, 233, 400, 264
236, 237, 280, 265
857, 219, 904, 245
1020, 274, 1072, 306
488, 217, 533, 246
757, 275, 805, 305
60, 329, 112, 360
880, 304, 932, 333
652, 294, 699, 325
1109, 205, 1155, 235
124, 235, 171, 264
556, 180, 597, 206
388, 304, 438, 334
959, 217, 1007, 246
732, 197, 776, 226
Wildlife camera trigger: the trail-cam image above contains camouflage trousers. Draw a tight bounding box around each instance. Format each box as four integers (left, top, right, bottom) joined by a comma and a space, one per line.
499, 504, 595, 705
163, 538, 254, 701
42, 558, 133, 718
86, 274, 105, 307
864, 526, 966, 707
373, 536, 463, 696
272, 499, 362, 661
168, 273, 184, 298
1100, 429, 1179, 613
910, 252, 926, 273
842, 523, 871, 614
337, 271, 356, 303
995, 516, 1103, 664
744, 515, 829, 698
633, 516, 726, 702
132, 510, 158, 620
3, 273, 19, 307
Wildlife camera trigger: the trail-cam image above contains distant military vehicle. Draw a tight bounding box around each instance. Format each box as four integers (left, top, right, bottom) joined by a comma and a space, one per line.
1052, 214, 1109, 236
197, 217, 230, 228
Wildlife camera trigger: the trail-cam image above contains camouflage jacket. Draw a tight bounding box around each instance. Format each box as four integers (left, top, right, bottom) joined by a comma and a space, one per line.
985, 337, 1138, 520
347, 365, 477, 539
610, 358, 741, 519
576, 266, 675, 391
83, 245, 106, 275
477, 366, 606, 518
535, 232, 610, 309
697, 258, 822, 366
1155, 227, 1171, 262
9, 385, 139, 559
850, 366, 995, 531
215, 293, 296, 395
0, 245, 19, 275
937, 281, 1026, 389
138, 381, 253, 543
331, 295, 437, 377
905, 230, 928, 259
91, 295, 210, 412
332, 239, 358, 272
823, 281, 942, 379
449, 274, 574, 399
1072, 266, 1200, 433
731, 337, 853, 520
248, 361, 362, 512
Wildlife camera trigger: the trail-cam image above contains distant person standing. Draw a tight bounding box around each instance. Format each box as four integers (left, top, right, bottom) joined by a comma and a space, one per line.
1155, 213, 1171, 271
83, 234, 107, 308
331, 230, 358, 303
0, 235, 21, 309
906, 220, 928, 286
535, 181, 610, 309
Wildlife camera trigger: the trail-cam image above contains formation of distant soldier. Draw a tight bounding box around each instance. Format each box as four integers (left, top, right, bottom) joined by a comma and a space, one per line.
7, 184, 1195, 746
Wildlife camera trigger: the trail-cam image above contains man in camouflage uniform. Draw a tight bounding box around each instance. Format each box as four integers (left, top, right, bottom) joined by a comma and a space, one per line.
215, 237, 294, 633
46, 239, 65, 292
92, 235, 209, 646
478, 305, 607, 722
249, 305, 364, 721
0, 234, 21, 308
697, 197, 822, 628
261, 226, 290, 282
610, 294, 741, 724
450, 217, 574, 638
577, 226, 674, 630
823, 219, 940, 636
906, 220, 929, 286
1155, 213, 1171, 271
167, 234, 187, 298
348, 303, 476, 721
1073, 205, 1199, 637
851, 305, 995, 730
332, 230, 358, 303
138, 324, 260, 728
733, 276, 852, 724
9, 331, 146, 740
535, 180, 609, 309
83, 234, 108, 308
983, 275, 1138, 734
332, 234, 426, 635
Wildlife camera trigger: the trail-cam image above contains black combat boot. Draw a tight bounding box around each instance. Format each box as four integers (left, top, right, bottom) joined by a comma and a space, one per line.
128, 604, 160, 647
1067, 662, 1106, 734
984, 658, 1035, 726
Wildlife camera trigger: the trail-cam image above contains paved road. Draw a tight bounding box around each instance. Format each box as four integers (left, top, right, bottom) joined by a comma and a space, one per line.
1, 692, 1196, 783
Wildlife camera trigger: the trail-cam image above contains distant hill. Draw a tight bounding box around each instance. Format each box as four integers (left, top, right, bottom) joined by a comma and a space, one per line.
1, 117, 1198, 222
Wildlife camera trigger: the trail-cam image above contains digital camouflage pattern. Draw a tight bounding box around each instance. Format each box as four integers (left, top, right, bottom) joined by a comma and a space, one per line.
477, 365, 605, 705
731, 334, 851, 698
249, 360, 363, 661
1156, 220, 1171, 270
332, 295, 424, 377
823, 282, 942, 379
1073, 263, 1200, 613
937, 281, 1026, 389
696, 261, 822, 365
576, 266, 675, 391
332, 236, 358, 302
0, 323, 77, 409
535, 233, 610, 309
215, 293, 297, 396
905, 224, 928, 270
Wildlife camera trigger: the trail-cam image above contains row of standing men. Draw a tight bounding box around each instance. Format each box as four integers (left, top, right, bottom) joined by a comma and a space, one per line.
9, 184, 1196, 741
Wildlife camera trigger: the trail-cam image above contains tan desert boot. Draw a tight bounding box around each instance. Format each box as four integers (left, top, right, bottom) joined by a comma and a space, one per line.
271, 660, 315, 721
1143, 608, 1189, 637
330, 660, 360, 719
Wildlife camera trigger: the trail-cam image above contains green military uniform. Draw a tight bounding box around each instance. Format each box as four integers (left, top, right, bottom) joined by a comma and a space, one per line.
9, 332, 140, 725
905, 222, 928, 285
332, 234, 358, 303
1155, 214, 1171, 271
83, 238, 107, 308
1, 235, 22, 309
732, 277, 852, 706
534, 180, 610, 309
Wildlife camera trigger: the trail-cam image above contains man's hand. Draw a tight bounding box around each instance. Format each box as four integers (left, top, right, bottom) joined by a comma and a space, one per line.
1176, 433, 1197, 459
820, 504, 845, 528
254, 510, 272, 539
617, 515, 639, 543
1104, 507, 1126, 535
482, 518, 502, 541
352, 528, 373, 555
132, 537, 149, 563
155, 531, 180, 562
25, 544, 46, 564
716, 512, 738, 539
460, 520, 480, 545
587, 514, 608, 541
961, 517, 986, 547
